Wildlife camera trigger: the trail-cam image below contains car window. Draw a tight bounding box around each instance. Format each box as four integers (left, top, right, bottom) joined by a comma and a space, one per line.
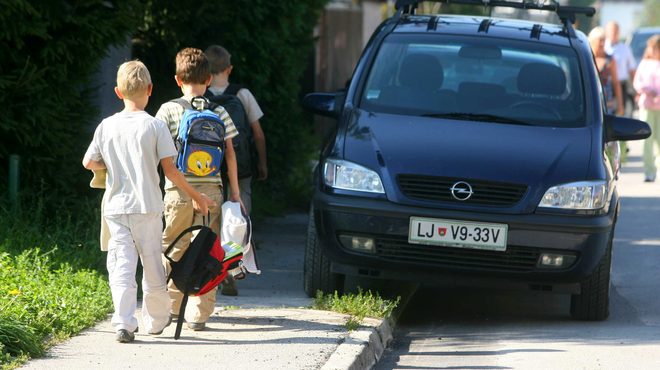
360, 33, 587, 128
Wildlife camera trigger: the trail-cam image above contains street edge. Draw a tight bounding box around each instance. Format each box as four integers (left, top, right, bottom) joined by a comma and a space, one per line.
320, 281, 419, 370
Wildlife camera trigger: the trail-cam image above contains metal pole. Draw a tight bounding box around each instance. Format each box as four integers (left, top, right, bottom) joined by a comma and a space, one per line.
9, 154, 20, 204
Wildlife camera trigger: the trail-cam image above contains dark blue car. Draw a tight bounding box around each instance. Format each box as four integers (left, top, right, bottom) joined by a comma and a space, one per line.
302, 0, 651, 320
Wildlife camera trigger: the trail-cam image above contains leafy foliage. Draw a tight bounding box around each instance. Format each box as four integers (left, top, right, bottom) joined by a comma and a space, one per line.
0, 0, 142, 198
134, 0, 328, 213
641, 0, 660, 27
312, 288, 400, 331
0, 197, 111, 367
0, 251, 112, 367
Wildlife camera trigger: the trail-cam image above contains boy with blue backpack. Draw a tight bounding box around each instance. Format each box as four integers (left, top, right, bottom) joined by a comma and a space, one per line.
156, 47, 244, 331
204, 45, 267, 296
83, 60, 216, 343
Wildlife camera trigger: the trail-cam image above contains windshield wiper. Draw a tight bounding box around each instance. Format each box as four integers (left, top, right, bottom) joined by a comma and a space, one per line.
421, 112, 533, 126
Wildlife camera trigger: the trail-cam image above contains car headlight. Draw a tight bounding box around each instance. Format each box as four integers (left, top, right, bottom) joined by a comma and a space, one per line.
538, 180, 607, 210
324, 158, 385, 193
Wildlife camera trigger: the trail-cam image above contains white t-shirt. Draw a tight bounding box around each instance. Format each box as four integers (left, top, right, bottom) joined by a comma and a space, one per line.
605, 40, 637, 82
85, 111, 178, 216
208, 86, 264, 124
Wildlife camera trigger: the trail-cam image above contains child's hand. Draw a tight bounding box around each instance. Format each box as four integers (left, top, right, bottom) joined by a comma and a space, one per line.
193, 193, 216, 215
229, 193, 247, 215
258, 163, 268, 181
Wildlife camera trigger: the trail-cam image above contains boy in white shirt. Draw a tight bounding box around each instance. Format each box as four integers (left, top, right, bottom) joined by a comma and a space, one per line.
83, 60, 215, 343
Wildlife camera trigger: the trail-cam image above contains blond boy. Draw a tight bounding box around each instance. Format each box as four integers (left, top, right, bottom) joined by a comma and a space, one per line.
156, 48, 243, 331
83, 61, 215, 343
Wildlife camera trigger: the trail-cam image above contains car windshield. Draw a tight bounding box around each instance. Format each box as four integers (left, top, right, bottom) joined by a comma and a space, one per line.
360, 34, 587, 128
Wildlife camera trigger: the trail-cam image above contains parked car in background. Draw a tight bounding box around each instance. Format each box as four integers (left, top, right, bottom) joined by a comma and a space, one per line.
628, 27, 660, 67
303, 0, 651, 321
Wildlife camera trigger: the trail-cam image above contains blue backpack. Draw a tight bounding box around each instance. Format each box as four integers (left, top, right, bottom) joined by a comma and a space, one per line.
171, 96, 226, 177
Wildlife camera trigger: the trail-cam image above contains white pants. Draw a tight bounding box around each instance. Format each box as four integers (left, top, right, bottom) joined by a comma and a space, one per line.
105, 213, 171, 334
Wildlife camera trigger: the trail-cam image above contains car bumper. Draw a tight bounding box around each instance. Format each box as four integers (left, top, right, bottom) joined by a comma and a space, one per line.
313, 190, 618, 294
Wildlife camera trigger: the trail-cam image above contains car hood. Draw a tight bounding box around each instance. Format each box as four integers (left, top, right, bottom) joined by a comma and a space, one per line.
342, 111, 593, 213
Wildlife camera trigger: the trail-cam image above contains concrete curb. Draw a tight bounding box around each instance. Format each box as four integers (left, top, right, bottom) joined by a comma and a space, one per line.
320, 319, 392, 370
320, 282, 419, 370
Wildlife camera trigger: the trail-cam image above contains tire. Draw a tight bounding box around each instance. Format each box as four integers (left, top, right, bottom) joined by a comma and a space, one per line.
570, 232, 613, 321
303, 205, 345, 298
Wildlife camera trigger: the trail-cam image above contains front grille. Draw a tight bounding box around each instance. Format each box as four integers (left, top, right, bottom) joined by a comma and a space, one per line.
377, 235, 540, 271
398, 175, 528, 207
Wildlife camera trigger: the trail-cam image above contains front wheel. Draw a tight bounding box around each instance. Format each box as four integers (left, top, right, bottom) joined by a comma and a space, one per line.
570, 232, 613, 321
303, 205, 345, 298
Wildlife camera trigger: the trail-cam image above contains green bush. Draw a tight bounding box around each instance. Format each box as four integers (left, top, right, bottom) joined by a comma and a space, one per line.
0, 0, 141, 198
134, 0, 328, 214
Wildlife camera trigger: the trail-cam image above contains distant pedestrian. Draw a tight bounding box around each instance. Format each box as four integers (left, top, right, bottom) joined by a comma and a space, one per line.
156, 48, 243, 331
83, 61, 216, 343
605, 21, 637, 163
633, 35, 660, 182
205, 45, 267, 296
606, 21, 637, 115
589, 27, 625, 116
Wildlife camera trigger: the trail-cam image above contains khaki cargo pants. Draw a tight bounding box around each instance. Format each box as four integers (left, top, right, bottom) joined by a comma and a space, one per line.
162, 184, 223, 324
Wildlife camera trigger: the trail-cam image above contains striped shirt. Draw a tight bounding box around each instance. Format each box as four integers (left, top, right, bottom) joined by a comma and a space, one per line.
156, 96, 238, 189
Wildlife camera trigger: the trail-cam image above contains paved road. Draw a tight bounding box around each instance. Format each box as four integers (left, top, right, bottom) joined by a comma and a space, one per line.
375, 140, 660, 370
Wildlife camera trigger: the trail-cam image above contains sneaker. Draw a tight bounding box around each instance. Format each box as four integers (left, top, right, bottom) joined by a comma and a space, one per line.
149, 314, 173, 335
187, 322, 206, 331
170, 313, 179, 323
221, 276, 238, 296
116, 329, 135, 343
645, 174, 656, 182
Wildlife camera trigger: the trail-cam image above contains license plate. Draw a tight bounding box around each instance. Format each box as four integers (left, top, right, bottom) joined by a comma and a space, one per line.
408, 217, 508, 251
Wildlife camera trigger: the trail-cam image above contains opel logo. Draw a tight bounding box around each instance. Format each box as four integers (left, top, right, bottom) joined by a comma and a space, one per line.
450, 181, 473, 201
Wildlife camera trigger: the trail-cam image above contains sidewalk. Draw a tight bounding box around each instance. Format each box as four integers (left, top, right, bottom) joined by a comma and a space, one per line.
20, 214, 396, 370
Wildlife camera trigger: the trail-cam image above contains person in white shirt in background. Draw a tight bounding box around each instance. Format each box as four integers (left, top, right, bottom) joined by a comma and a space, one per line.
606, 21, 637, 112
605, 21, 637, 163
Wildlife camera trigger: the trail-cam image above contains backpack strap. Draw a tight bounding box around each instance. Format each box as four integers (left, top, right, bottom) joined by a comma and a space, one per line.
171, 96, 218, 112
163, 225, 204, 264
171, 98, 194, 111
174, 288, 189, 340
224, 83, 243, 96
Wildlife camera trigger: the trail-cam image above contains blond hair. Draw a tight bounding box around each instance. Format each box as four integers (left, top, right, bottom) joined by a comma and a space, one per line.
644, 34, 660, 59
205, 45, 232, 74
116, 60, 151, 100
175, 47, 210, 85
588, 26, 605, 42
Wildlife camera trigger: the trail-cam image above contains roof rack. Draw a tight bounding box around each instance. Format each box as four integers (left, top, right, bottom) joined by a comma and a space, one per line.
394, 0, 595, 38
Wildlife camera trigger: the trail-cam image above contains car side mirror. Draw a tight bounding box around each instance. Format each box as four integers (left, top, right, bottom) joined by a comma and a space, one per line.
302, 93, 337, 119
604, 114, 652, 142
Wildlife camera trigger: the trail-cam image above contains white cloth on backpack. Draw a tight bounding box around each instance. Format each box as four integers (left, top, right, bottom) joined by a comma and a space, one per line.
221, 201, 260, 274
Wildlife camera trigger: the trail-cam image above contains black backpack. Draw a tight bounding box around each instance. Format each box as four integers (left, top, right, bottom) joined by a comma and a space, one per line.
205, 84, 257, 181
163, 215, 244, 340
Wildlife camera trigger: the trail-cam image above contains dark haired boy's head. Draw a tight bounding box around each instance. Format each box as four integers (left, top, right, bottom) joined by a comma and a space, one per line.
175, 47, 210, 85
205, 45, 232, 74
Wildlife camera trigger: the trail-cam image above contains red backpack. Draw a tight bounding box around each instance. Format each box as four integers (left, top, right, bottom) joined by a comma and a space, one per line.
164, 216, 243, 339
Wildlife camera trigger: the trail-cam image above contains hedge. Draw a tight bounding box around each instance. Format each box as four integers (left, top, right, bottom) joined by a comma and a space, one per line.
0, 0, 141, 199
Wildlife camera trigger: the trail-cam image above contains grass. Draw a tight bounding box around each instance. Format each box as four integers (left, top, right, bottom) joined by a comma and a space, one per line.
311, 288, 401, 331
0, 196, 112, 369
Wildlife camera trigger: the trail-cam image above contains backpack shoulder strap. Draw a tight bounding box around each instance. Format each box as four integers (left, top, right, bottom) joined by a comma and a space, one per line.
170, 98, 194, 111
224, 83, 243, 96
